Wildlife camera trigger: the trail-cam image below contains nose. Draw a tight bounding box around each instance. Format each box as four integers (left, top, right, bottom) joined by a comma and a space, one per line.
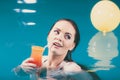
55, 33, 63, 42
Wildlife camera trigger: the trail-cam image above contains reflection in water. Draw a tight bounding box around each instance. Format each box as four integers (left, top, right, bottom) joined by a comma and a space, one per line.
88, 32, 118, 71
30, 69, 94, 80
14, 9, 36, 13
17, 0, 37, 4
13, 0, 37, 27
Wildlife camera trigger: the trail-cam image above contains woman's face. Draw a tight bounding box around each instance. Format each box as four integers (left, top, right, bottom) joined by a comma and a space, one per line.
47, 20, 76, 56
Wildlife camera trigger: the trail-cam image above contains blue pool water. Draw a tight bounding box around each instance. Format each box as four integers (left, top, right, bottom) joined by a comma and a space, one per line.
0, 0, 120, 80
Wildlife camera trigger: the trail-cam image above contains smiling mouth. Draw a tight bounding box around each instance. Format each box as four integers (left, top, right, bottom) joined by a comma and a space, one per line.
53, 42, 62, 47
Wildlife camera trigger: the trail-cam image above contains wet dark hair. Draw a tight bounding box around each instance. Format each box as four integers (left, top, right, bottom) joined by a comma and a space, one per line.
48, 18, 80, 61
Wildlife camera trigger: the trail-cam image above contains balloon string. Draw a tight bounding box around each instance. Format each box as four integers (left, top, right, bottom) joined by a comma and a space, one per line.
103, 31, 106, 36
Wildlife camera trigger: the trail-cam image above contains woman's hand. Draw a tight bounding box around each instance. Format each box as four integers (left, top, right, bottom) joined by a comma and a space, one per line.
20, 58, 37, 74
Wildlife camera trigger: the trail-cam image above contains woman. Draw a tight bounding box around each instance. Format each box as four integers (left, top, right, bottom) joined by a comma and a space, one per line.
13, 18, 93, 80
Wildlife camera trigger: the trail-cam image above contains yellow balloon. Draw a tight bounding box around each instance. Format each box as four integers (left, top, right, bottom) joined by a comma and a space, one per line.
90, 0, 120, 34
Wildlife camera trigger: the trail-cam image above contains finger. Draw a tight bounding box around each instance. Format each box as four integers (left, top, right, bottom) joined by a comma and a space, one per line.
23, 67, 37, 73
23, 58, 34, 63
23, 63, 37, 68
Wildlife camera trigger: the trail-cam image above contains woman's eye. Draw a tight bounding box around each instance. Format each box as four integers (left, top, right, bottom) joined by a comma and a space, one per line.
65, 34, 71, 40
54, 30, 59, 34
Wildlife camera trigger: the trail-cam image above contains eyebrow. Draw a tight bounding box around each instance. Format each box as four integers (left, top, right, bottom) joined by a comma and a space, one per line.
54, 27, 72, 36
54, 27, 61, 31
65, 32, 72, 37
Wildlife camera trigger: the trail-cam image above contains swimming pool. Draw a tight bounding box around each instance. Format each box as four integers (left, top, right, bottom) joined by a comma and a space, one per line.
0, 0, 120, 80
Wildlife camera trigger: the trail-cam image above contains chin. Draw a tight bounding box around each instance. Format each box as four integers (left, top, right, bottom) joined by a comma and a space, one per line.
51, 50, 61, 56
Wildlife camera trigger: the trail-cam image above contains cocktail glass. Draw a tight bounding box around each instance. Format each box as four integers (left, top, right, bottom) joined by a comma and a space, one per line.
30, 46, 44, 67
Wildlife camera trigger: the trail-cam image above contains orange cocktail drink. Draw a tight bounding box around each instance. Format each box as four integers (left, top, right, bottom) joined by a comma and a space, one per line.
30, 46, 44, 67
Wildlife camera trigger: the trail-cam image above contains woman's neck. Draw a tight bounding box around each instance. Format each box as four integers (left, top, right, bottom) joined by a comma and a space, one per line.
46, 53, 64, 69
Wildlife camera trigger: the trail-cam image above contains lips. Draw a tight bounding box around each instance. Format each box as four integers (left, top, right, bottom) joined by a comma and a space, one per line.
53, 42, 63, 47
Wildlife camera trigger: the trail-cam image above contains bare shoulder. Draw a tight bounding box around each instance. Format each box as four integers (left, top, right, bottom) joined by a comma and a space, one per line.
63, 61, 82, 72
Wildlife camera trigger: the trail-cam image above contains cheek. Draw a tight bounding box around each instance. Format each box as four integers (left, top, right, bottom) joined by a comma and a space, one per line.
64, 41, 74, 49
48, 33, 53, 41
47, 34, 54, 45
